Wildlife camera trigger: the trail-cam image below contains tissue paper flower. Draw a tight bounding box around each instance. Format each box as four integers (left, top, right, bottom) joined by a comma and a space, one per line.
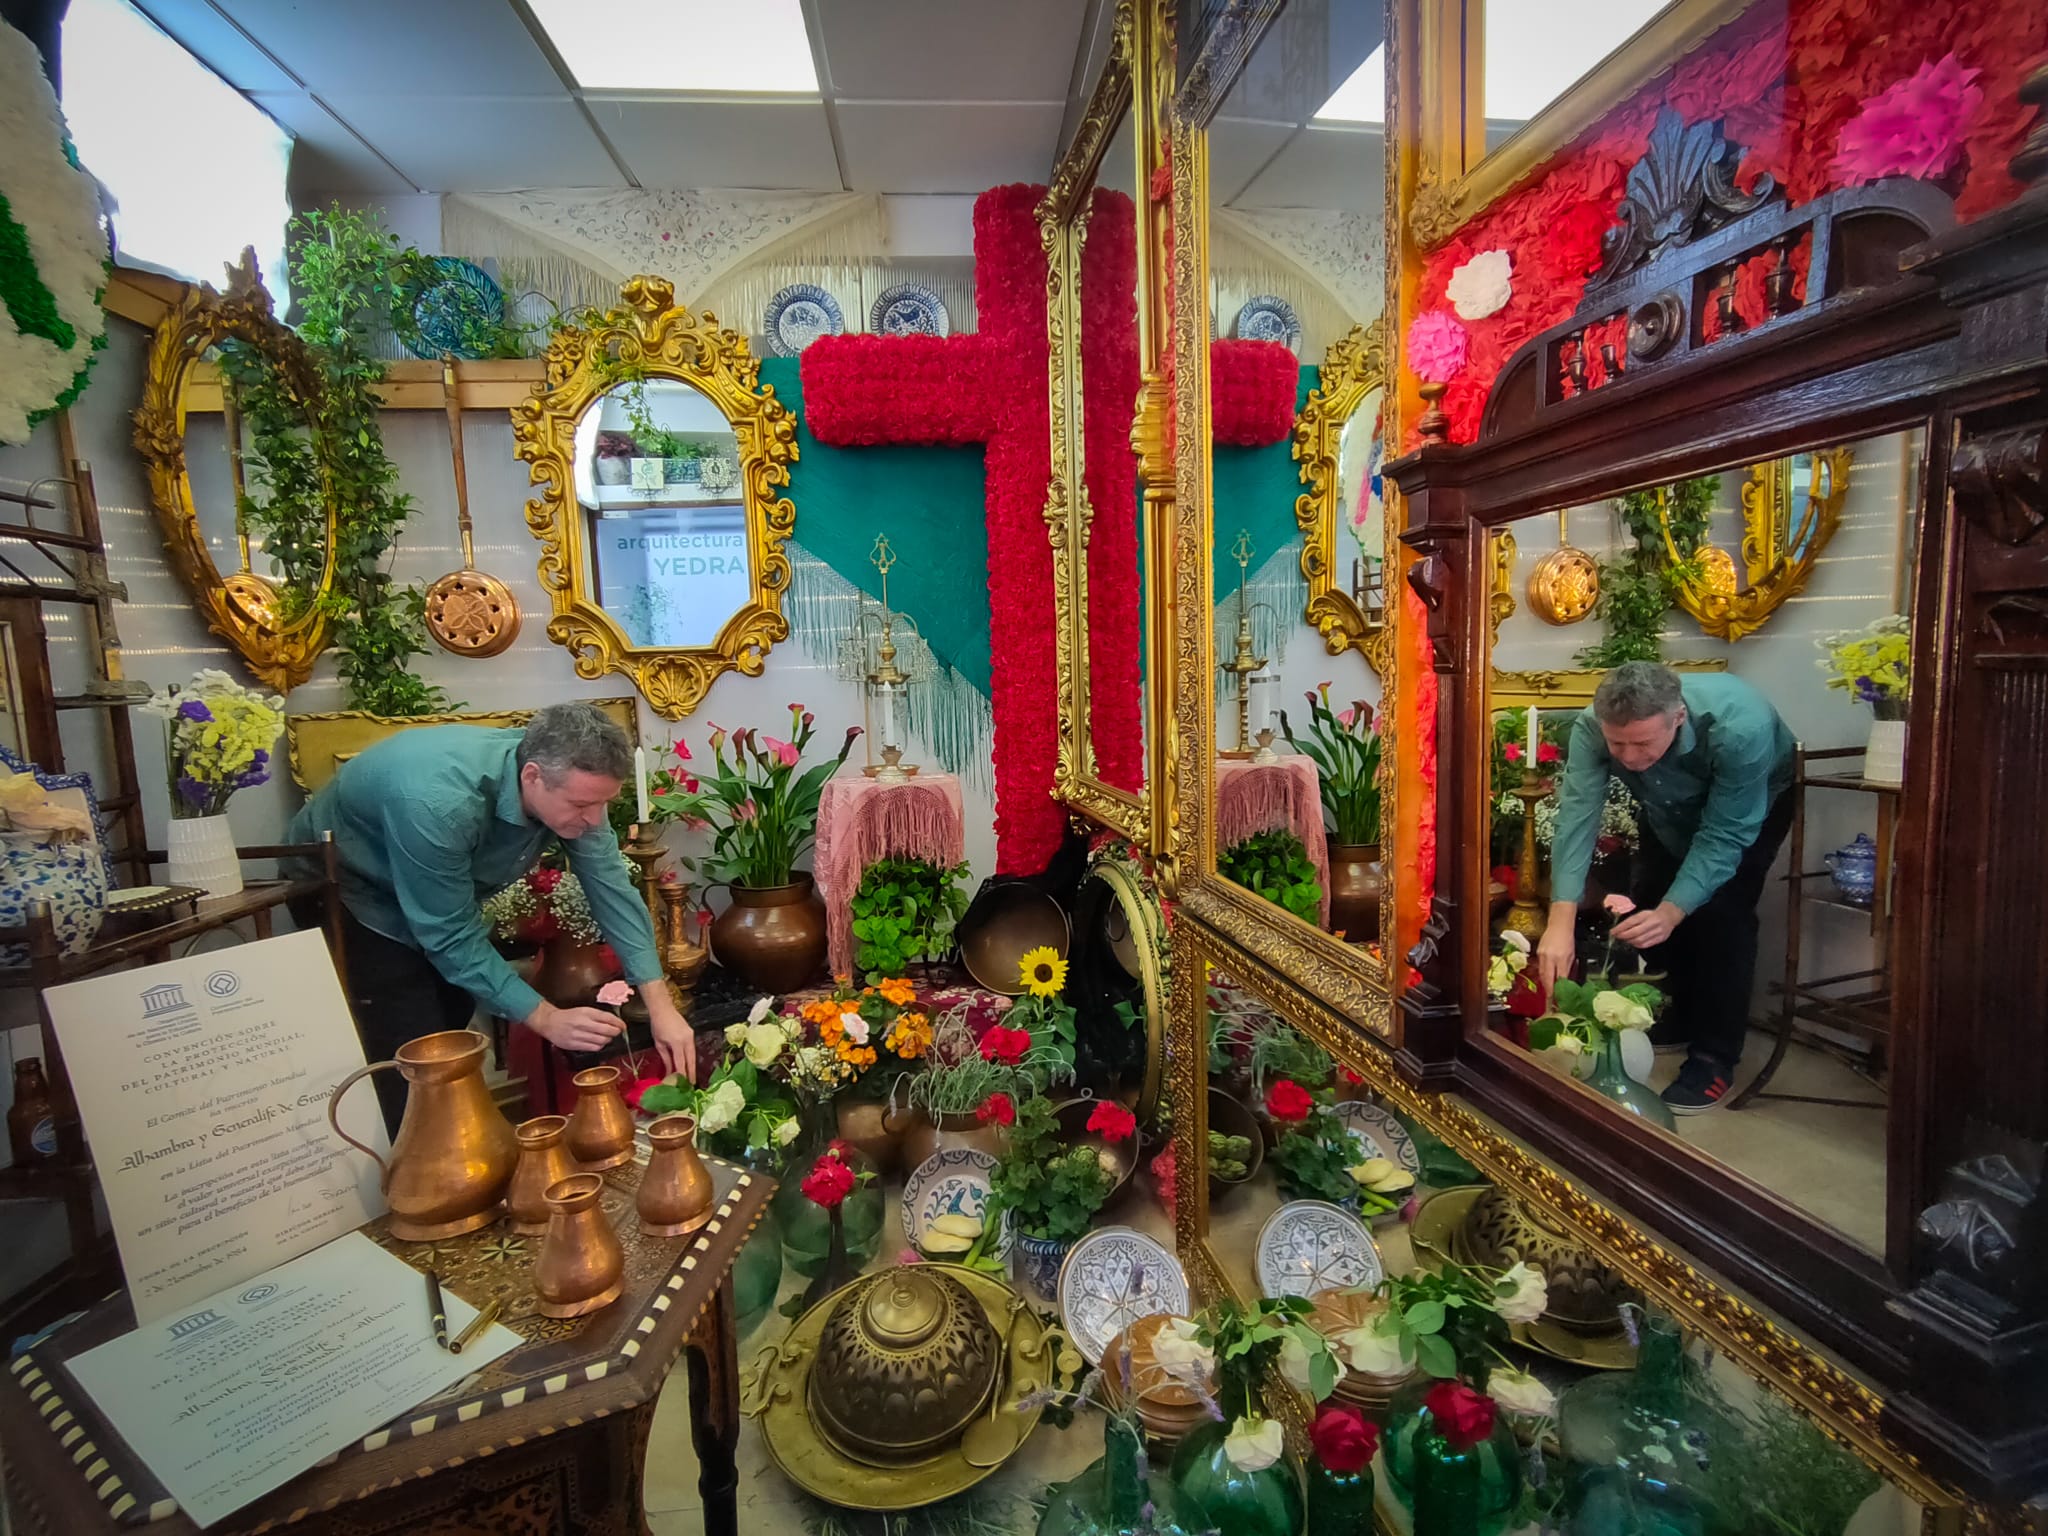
1446, 249, 1513, 320
596, 980, 633, 1007
1833, 52, 1984, 185
1405, 309, 1470, 384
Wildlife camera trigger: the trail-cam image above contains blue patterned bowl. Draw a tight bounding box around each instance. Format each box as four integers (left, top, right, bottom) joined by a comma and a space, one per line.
1, 832, 106, 965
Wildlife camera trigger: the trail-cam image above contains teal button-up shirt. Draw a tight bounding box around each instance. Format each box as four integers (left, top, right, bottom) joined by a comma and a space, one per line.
1549, 673, 1796, 916
286, 725, 662, 1023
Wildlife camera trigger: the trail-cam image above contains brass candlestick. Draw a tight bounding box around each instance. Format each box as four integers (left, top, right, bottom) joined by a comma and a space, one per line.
657, 881, 708, 1000
1504, 769, 1553, 940
623, 822, 665, 941
1217, 529, 1268, 757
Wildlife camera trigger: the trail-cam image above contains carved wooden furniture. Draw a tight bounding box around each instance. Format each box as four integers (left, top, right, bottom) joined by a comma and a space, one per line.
1387, 106, 2048, 1502
0, 1151, 771, 1536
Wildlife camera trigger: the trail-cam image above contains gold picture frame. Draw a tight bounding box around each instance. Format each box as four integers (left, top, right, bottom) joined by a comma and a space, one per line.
1663, 447, 1854, 641
287, 697, 640, 793
512, 276, 798, 720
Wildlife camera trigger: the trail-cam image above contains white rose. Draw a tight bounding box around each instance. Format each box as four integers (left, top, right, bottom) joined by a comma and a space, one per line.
841, 1012, 870, 1046
772, 1116, 800, 1147
1552, 1033, 1586, 1058
1278, 1332, 1315, 1395
1487, 1366, 1556, 1418
1499, 929, 1531, 955
697, 1079, 746, 1135
1591, 990, 1655, 1030
744, 1022, 787, 1068
747, 996, 774, 1025
1151, 1317, 1215, 1382
1446, 248, 1513, 320
1503, 947, 1528, 975
1487, 956, 1513, 995
1222, 1415, 1285, 1473
724, 1022, 750, 1048
1338, 1322, 1414, 1376
1496, 1261, 1549, 1325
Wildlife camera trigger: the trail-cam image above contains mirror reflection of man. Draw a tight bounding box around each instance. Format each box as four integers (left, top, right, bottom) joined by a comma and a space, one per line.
288, 702, 693, 1132
1537, 663, 1796, 1114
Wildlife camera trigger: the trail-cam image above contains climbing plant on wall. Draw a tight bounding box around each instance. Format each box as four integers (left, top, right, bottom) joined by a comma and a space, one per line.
1574, 475, 1717, 668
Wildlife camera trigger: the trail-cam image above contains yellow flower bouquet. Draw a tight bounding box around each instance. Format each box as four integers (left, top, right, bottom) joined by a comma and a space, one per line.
1816, 614, 1910, 718
141, 669, 286, 818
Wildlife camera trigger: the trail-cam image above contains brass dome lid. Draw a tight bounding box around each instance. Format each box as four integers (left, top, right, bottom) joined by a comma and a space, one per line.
809, 1267, 1002, 1464
1462, 1186, 1639, 1335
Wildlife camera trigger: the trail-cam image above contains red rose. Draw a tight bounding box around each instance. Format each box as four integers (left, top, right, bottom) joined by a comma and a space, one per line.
1311, 1403, 1379, 1474
800, 1151, 856, 1209
1266, 1080, 1315, 1124
1087, 1101, 1137, 1143
976, 1092, 1015, 1127
1423, 1380, 1497, 1450
1337, 1065, 1365, 1088
979, 1025, 1030, 1066
530, 866, 563, 895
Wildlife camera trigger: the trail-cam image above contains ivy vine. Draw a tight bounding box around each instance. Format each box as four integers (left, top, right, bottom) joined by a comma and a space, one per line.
1574, 474, 1719, 668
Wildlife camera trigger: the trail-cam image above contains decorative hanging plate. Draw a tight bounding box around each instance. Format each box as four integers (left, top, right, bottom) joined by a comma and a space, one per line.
901, 1148, 1013, 1261
404, 258, 506, 361
764, 283, 846, 356
1331, 1100, 1421, 1177
869, 283, 950, 338
1233, 294, 1303, 353
1056, 1226, 1188, 1366
1256, 1200, 1384, 1299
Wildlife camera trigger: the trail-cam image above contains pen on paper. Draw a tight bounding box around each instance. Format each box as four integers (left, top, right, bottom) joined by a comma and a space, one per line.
449, 1298, 502, 1355
424, 1269, 449, 1350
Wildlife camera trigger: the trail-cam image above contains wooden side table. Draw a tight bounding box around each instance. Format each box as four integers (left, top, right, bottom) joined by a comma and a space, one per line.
0, 1149, 772, 1536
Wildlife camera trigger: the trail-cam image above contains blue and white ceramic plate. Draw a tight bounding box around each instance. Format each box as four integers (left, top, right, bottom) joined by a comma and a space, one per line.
1331, 1100, 1420, 1176
1233, 294, 1302, 353
405, 257, 506, 360
1256, 1200, 1384, 1298
869, 283, 949, 338
1057, 1226, 1188, 1366
901, 1147, 1011, 1261
764, 283, 845, 357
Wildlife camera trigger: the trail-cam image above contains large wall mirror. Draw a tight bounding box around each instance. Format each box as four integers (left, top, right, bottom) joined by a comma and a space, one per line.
514, 276, 798, 719
134, 250, 340, 692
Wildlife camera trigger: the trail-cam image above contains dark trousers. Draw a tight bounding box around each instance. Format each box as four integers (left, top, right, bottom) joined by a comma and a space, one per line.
1629, 788, 1794, 1068
293, 898, 476, 1137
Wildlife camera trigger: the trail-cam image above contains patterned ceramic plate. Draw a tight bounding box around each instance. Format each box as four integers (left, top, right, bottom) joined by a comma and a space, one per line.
405, 257, 505, 360
869, 283, 949, 338
1233, 294, 1303, 353
1331, 1100, 1421, 1177
900, 1148, 1011, 1261
1057, 1225, 1188, 1366
764, 283, 845, 356
1257, 1200, 1384, 1298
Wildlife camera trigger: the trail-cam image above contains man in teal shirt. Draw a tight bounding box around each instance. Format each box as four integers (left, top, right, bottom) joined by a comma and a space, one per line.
1537, 663, 1795, 1113
288, 702, 692, 1130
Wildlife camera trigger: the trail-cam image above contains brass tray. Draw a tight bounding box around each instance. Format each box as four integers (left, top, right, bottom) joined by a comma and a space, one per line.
742, 1265, 1062, 1510
1410, 1186, 1638, 1372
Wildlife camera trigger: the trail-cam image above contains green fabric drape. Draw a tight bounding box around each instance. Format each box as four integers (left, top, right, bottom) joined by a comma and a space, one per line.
760, 356, 991, 695
1211, 366, 1318, 596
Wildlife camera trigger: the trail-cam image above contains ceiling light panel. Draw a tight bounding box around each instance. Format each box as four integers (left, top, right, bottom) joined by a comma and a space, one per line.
527, 0, 820, 92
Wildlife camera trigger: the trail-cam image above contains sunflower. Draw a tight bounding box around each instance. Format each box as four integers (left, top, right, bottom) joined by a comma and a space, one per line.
1019, 945, 1069, 998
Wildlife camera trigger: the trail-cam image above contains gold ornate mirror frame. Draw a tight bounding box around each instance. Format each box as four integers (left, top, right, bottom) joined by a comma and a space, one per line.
1663, 446, 1854, 640
134, 252, 339, 692
1041, 0, 1173, 850
1295, 321, 1395, 676
513, 277, 797, 719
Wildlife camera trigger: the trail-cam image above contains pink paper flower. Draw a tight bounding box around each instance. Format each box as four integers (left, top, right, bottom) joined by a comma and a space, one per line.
597, 980, 633, 1006
1405, 309, 1470, 385
1603, 894, 1637, 916
1833, 52, 1984, 185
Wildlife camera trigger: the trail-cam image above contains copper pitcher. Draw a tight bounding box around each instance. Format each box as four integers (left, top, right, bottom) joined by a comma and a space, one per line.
638, 1113, 714, 1236
534, 1172, 624, 1318
565, 1064, 635, 1170
506, 1115, 576, 1236
327, 1029, 517, 1242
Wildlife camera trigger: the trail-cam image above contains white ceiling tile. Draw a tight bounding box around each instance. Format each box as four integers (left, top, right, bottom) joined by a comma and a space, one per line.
319, 95, 625, 193
834, 102, 1064, 193
1205, 116, 1295, 207
129, 0, 300, 90
210, 0, 565, 96
249, 90, 418, 195
1233, 123, 1382, 211
815, 0, 1086, 100
584, 98, 841, 190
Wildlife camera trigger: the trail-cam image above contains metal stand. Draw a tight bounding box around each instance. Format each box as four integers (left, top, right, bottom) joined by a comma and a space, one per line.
1502, 770, 1553, 941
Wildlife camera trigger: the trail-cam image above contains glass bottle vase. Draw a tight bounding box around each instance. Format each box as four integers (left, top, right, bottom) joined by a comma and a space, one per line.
1169, 1419, 1304, 1536
1306, 1459, 1373, 1536
1586, 1030, 1677, 1131
1038, 1416, 1196, 1536
1382, 1379, 1523, 1535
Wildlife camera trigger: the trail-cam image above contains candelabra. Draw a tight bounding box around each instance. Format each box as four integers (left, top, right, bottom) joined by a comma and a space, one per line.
1217, 529, 1272, 757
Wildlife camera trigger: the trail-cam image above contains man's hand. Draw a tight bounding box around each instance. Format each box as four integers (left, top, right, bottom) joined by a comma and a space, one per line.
1536, 903, 1578, 998
525, 1000, 625, 1054
1611, 900, 1684, 951
642, 982, 696, 1082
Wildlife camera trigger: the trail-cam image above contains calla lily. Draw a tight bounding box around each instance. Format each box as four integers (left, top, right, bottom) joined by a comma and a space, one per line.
747, 996, 774, 1025
762, 734, 801, 768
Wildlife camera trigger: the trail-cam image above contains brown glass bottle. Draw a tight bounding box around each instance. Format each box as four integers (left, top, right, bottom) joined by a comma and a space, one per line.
8, 1058, 56, 1166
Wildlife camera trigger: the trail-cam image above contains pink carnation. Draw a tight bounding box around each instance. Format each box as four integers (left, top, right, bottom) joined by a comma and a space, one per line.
1833, 52, 1984, 186
1405, 309, 1470, 385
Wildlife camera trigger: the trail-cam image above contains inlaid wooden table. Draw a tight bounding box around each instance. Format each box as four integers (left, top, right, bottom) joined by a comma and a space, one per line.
0, 1149, 772, 1536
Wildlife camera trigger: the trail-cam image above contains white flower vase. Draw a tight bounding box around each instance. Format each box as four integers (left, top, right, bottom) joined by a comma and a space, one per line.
1865, 717, 1907, 787
167, 814, 242, 897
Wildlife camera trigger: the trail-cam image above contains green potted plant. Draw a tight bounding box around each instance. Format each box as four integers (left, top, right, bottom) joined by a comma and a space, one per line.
1262, 1080, 1412, 1216
903, 962, 1076, 1166
849, 856, 971, 981
1281, 685, 1384, 943
986, 1092, 1126, 1300
1218, 827, 1323, 926
646, 705, 858, 993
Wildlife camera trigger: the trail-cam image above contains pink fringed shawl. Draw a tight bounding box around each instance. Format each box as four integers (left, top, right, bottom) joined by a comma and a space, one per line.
814, 772, 968, 978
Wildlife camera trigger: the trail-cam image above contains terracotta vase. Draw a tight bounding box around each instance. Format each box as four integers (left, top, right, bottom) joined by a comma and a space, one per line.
638, 1113, 715, 1236
534, 1172, 624, 1319
565, 1064, 636, 1170
506, 1114, 576, 1235
899, 1108, 1010, 1171
1326, 841, 1385, 945
836, 1087, 917, 1177
709, 876, 828, 994
532, 936, 618, 1007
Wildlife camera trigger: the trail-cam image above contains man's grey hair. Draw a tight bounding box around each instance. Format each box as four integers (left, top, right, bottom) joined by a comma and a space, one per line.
1593, 662, 1685, 725
517, 702, 633, 785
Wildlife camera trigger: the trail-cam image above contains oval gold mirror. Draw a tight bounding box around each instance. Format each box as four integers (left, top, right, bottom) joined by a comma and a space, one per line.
513, 276, 798, 718
133, 250, 339, 692
1661, 446, 1853, 641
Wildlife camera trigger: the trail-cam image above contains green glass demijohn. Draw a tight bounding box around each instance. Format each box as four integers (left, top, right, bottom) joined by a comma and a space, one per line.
1383, 1380, 1522, 1536
1305, 1459, 1373, 1536
1038, 1416, 1197, 1536
1585, 1031, 1678, 1131
1169, 1418, 1304, 1536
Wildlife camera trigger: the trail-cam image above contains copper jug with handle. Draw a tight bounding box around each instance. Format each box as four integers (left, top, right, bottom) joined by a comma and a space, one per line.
327, 1029, 518, 1241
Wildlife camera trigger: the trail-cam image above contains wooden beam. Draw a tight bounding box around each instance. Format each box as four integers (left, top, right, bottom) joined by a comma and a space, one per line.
182, 356, 548, 413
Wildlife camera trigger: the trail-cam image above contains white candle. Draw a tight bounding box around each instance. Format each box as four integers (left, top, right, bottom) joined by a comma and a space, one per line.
634, 746, 650, 823
1526, 706, 1539, 769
